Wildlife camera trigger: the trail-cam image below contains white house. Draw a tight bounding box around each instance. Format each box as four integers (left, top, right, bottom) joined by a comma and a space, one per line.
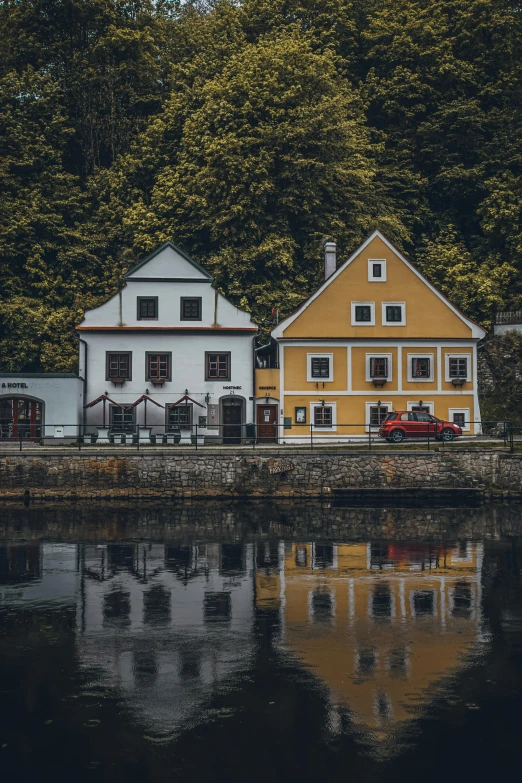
76, 242, 258, 443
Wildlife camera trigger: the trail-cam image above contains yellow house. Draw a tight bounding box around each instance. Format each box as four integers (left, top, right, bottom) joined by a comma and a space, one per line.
256, 231, 486, 441
255, 540, 484, 745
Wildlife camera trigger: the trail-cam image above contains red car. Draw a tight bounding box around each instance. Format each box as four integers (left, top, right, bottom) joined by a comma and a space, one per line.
378, 411, 463, 443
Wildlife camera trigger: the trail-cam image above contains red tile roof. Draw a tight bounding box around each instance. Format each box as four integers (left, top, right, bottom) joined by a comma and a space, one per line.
76, 326, 257, 332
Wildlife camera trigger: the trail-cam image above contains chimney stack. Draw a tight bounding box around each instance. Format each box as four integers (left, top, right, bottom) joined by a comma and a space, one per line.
324, 239, 337, 280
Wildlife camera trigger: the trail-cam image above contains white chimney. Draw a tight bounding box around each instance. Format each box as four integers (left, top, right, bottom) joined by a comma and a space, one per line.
324, 239, 337, 280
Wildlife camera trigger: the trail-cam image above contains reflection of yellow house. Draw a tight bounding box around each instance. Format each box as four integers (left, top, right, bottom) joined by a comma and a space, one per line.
255, 541, 483, 742
257, 231, 486, 441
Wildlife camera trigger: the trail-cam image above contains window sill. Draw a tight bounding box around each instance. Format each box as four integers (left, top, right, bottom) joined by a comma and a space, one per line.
450, 377, 468, 386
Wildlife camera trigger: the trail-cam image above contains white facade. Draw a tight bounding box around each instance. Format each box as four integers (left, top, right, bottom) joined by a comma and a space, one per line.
0, 373, 83, 441
77, 242, 257, 441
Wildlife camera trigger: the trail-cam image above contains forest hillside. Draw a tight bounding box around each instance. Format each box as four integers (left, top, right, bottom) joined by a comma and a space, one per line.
1, 0, 521, 370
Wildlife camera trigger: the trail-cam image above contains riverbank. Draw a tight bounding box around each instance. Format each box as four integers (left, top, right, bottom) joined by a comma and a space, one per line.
1, 448, 522, 500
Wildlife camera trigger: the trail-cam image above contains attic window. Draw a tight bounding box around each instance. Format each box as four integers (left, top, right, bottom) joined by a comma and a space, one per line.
181, 297, 202, 321
137, 297, 158, 320
368, 259, 386, 282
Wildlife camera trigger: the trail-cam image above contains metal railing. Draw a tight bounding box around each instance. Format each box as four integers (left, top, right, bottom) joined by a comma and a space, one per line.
0, 419, 515, 451
495, 311, 522, 325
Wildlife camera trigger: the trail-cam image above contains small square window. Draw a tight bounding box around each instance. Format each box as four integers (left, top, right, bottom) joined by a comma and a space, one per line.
352, 302, 375, 325
386, 305, 402, 322
370, 357, 388, 378
314, 406, 332, 427
181, 297, 202, 321
382, 302, 406, 326
356, 306, 372, 322
137, 297, 158, 320
106, 352, 132, 380
368, 259, 386, 282
206, 353, 230, 381
110, 405, 135, 433
370, 405, 389, 427
311, 357, 330, 378
412, 357, 430, 378
146, 353, 171, 382
449, 358, 467, 377
168, 403, 192, 430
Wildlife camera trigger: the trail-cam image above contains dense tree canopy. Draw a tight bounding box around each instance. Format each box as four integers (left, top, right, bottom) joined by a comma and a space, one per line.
0, 0, 521, 369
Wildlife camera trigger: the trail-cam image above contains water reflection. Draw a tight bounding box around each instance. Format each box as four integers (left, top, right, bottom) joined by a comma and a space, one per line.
0, 513, 520, 780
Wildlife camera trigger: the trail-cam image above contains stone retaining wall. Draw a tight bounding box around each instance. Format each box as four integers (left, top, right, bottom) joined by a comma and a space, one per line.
1, 449, 521, 499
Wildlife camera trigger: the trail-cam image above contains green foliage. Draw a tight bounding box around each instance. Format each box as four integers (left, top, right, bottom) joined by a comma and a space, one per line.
1, 0, 522, 368
480, 332, 522, 425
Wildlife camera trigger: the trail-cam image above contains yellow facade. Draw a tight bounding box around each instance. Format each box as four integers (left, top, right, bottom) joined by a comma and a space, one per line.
255, 540, 483, 743
266, 231, 485, 437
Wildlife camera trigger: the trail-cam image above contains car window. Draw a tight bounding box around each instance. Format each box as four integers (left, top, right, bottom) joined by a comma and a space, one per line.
429, 415, 440, 423
383, 413, 397, 422
416, 413, 431, 422
399, 412, 412, 422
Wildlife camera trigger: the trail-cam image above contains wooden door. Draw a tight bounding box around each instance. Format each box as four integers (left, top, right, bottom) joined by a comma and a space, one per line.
257, 405, 278, 442
223, 403, 242, 444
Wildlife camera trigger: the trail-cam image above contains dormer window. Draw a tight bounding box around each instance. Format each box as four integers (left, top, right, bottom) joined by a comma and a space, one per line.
181, 297, 202, 321
137, 297, 158, 320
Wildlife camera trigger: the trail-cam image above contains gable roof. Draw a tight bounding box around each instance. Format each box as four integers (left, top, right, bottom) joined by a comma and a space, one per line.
271, 230, 486, 340
123, 241, 213, 281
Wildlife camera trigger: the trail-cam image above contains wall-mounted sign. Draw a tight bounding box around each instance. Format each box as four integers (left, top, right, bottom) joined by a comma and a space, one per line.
207, 404, 219, 429
268, 459, 296, 475
1, 382, 28, 389
223, 385, 242, 390
295, 406, 306, 424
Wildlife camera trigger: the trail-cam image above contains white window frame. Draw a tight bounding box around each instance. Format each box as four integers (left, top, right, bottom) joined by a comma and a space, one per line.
310, 401, 337, 431
445, 353, 471, 382
365, 401, 392, 432
407, 401, 435, 415
365, 353, 393, 382
448, 407, 471, 431
368, 258, 387, 282
382, 301, 406, 326
351, 301, 375, 326
407, 353, 434, 382
307, 353, 334, 382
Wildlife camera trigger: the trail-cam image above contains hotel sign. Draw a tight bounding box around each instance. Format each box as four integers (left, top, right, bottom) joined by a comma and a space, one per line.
1, 382, 28, 389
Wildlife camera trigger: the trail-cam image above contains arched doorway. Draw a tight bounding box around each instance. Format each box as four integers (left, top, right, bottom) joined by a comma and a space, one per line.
220, 396, 245, 444
0, 397, 44, 440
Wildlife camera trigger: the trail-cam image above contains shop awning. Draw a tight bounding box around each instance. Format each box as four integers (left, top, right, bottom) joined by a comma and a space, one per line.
167, 394, 205, 409
126, 394, 165, 410
84, 394, 125, 428
84, 394, 125, 409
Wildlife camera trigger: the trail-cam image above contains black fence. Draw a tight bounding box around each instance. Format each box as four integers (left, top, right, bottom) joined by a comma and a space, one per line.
0, 419, 516, 451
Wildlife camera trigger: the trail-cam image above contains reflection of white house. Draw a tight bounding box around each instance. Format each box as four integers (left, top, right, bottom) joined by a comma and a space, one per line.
76, 242, 258, 443
77, 543, 255, 736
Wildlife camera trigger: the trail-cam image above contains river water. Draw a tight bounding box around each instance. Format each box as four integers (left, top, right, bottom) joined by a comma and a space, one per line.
1, 501, 522, 781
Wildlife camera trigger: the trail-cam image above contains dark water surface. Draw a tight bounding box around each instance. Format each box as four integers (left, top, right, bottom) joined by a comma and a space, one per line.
1, 501, 522, 782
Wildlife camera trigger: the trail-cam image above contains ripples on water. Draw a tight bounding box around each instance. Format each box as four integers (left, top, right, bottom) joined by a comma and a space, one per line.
1, 502, 522, 781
